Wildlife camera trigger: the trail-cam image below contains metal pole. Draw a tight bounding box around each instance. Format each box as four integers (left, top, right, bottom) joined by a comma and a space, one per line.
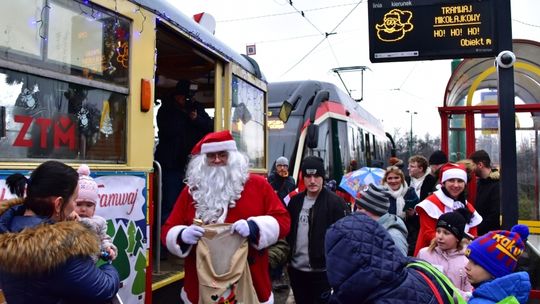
497, 0, 518, 229
406, 110, 417, 157
410, 112, 413, 156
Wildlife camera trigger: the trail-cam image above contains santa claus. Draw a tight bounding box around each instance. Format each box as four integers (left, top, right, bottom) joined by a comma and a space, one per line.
161, 130, 290, 304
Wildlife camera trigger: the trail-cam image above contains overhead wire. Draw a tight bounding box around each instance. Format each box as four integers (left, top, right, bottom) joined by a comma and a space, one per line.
255, 33, 321, 44
253, 27, 361, 44
397, 62, 419, 90
218, 2, 358, 23
281, 1, 363, 77
287, 1, 342, 67
512, 18, 540, 28
288, 1, 325, 36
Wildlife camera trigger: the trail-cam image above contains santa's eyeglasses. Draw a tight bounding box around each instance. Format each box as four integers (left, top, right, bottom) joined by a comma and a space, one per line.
206, 151, 228, 161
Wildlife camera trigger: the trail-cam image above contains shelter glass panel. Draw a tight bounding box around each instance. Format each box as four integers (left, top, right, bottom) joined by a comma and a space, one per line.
515, 128, 539, 221
474, 112, 540, 221
448, 114, 467, 162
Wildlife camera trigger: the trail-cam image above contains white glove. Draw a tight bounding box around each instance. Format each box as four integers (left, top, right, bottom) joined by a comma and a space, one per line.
231, 219, 250, 237
180, 225, 205, 245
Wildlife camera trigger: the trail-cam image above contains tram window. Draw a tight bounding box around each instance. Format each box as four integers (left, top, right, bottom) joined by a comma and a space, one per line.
372, 135, 377, 159
334, 120, 349, 177
348, 126, 355, 160
0, 1, 42, 57
0, 68, 126, 163
0, 0, 130, 88
360, 129, 365, 151
303, 120, 330, 178
231, 76, 265, 168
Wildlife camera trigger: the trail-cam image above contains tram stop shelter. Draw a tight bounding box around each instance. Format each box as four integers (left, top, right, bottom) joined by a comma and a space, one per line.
439, 39, 540, 291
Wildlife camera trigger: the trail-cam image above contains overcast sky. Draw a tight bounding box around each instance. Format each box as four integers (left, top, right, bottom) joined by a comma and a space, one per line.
166, 0, 540, 138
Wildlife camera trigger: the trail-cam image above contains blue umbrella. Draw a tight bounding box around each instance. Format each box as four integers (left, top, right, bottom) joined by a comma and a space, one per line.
339, 167, 386, 199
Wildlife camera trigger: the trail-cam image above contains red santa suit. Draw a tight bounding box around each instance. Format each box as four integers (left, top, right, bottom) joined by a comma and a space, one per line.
414, 163, 482, 256
161, 131, 290, 304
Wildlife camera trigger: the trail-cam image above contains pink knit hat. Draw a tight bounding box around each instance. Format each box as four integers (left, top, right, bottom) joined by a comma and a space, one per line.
77, 164, 98, 204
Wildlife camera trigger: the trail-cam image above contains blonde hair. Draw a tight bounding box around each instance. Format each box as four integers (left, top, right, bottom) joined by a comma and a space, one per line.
383, 166, 406, 186
426, 229, 470, 252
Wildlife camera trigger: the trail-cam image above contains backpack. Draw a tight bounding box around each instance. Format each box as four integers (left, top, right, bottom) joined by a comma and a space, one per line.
407, 260, 467, 304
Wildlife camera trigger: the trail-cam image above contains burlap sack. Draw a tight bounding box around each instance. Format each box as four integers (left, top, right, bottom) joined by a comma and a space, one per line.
196, 224, 259, 304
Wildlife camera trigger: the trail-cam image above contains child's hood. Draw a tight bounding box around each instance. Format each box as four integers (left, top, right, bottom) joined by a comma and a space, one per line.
472, 272, 531, 303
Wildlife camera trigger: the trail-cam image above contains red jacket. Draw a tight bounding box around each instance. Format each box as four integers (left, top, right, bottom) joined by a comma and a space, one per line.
414, 189, 482, 256
161, 174, 290, 303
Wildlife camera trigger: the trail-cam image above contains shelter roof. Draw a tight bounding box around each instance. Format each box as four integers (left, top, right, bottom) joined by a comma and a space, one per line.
445, 39, 540, 107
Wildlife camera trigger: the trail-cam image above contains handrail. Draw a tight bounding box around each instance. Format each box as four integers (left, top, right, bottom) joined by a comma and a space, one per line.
527, 240, 540, 259
152, 161, 163, 273
526, 240, 540, 299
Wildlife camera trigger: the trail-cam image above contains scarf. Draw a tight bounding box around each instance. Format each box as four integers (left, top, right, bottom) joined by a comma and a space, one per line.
387, 184, 408, 219
410, 170, 430, 197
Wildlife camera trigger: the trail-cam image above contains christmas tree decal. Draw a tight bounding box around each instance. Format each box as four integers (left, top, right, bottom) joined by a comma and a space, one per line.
131, 249, 147, 295
107, 219, 116, 239
112, 224, 130, 281
99, 100, 113, 137
127, 221, 136, 254
132, 227, 145, 256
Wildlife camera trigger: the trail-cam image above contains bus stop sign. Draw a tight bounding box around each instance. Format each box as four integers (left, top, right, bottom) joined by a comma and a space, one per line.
367, 0, 498, 62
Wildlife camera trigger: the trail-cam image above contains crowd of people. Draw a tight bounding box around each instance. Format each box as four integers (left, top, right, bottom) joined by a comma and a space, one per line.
0, 130, 533, 303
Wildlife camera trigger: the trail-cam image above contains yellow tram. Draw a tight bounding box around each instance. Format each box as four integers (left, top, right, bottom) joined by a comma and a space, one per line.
0, 1, 270, 302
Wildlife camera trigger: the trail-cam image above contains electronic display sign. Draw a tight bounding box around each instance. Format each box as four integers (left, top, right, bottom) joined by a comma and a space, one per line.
367, 0, 498, 62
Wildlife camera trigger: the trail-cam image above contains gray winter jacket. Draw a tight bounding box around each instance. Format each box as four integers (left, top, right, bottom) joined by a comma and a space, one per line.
378, 213, 408, 256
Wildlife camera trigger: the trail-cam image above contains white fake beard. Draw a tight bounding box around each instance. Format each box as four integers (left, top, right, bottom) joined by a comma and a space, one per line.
185, 151, 249, 224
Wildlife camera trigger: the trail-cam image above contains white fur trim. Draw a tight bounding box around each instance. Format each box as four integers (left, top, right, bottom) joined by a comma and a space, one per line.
467, 211, 483, 229
201, 140, 237, 154
415, 189, 483, 231
165, 225, 192, 258
441, 168, 467, 183
416, 189, 463, 219
248, 215, 280, 250
180, 288, 192, 304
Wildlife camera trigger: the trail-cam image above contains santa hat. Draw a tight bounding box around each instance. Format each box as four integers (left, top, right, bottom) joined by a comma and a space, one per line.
440, 163, 467, 184
193, 12, 216, 34
465, 224, 529, 278
76, 164, 98, 205
191, 131, 237, 155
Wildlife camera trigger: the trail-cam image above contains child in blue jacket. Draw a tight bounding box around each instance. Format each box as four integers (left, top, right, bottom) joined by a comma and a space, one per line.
465, 224, 531, 303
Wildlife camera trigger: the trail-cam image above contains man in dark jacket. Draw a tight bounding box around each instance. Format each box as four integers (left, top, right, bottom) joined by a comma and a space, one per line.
405, 155, 437, 256
267, 156, 296, 205
428, 150, 448, 180
470, 150, 500, 235
406, 155, 437, 201
154, 80, 213, 246
287, 156, 350, 304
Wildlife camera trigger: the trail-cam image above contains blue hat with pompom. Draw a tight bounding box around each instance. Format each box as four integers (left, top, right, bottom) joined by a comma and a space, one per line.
465, 224, 529, 278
